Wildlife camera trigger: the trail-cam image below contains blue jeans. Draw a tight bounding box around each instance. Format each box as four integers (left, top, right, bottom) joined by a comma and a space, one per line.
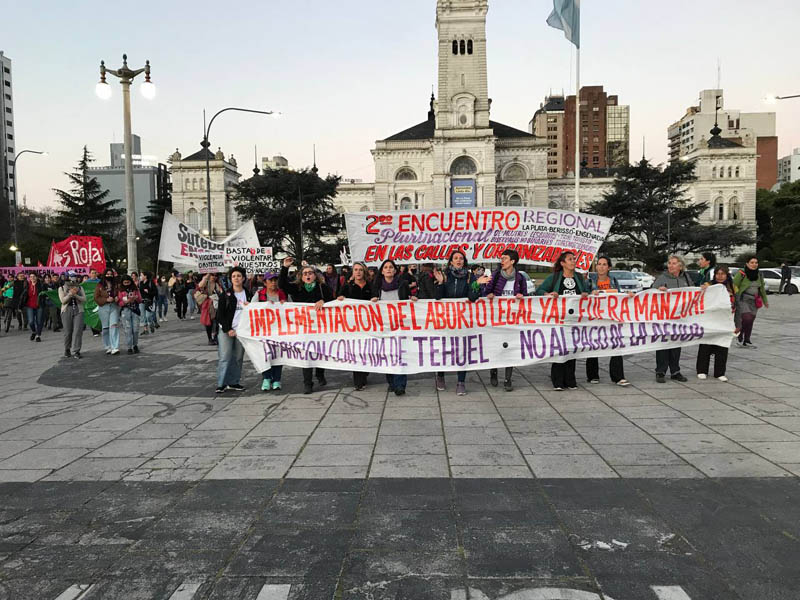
217, 329, 245, 387
98, 303, 120, 351
262, 365, 283, 382
26, 306, 44, 336
156, 295, 169, 318
386, 374, 407, 391
187, 290, 197, 315
120, 307, 139, 349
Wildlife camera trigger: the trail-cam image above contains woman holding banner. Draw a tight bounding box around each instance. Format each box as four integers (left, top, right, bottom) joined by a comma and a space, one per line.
537, 251, 590, 391
433, 250, 481, 395
482, 249, 528, 391
652, 255, 694, 383
586, 257, 630, 386
254, 273, 287, 391
371, 259, 415, 396
94, 269, 121, 355
338, 262, 374, 391
280, 258, 335, 395
215, 266, 253, 394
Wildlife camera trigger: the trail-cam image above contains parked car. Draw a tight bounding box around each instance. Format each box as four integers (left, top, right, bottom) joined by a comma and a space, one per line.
588, 271, 643, 292
631, 271, 655, 288
790, 266, 800, 278
760, 268, 799, 295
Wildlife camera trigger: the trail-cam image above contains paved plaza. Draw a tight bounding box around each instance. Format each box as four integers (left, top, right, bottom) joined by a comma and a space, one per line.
0, 297, 799, 599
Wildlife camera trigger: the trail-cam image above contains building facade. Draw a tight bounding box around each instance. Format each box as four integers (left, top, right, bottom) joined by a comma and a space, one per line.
169, 147, 242, 238
0, 51, 15, 243
668, 89, 777, 190
336, 0, 550, 213
529, 95, 565, 178
777, 148, 800, 188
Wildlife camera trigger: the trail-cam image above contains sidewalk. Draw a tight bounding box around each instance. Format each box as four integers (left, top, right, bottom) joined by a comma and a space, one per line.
0, 297, 798, 482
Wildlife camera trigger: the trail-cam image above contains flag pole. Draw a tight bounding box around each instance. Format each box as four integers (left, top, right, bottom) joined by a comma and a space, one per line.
574, 0, 581, 212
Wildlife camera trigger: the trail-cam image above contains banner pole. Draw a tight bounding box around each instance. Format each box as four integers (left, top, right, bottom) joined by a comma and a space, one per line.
574, 41, 580, 211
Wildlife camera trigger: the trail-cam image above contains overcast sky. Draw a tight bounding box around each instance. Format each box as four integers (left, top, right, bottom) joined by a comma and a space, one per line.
4, 0, 800, 210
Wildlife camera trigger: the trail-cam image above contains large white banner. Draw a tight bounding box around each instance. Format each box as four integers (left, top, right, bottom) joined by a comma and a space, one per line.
157, 211, 260, 267
236, 286, 734, 375
345, 207, 614, 270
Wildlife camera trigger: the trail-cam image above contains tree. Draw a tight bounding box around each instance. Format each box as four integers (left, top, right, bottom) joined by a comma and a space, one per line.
755, 188, 775, 252
586, 159, 754, 272
141, 162, 172, 271
234, 167, 345, 264
770, 180, 800, 263
52, 146, 124, 250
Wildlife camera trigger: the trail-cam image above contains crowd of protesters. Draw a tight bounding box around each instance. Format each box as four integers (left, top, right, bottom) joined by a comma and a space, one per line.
0, 250, 768, 394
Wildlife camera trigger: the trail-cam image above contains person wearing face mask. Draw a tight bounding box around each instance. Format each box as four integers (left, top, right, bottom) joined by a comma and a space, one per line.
432, 250, 481, 395
117, 274, 143, 354
651, 255, 694, 383
537, 251, 591, 391
215, 266, 253, 394
172, 273, 188, 319
696, 265, 738, 381
94, 269, 121, 355
280, 257, 335, 394
482, 249, 527, 391
371, 259, 415, 396
337, 262, 373, 391
254, 272, 287, 391
732, 255, 768, 349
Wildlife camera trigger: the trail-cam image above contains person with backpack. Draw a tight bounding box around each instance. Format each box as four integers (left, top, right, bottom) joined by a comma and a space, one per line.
482, 249, 528, 391
536, 251, 591, 391
279, 257, 335, 394
732, 255, 768, 348
432, 250, 481, 395
196, 273, 223, 346
651, 255, 695, 383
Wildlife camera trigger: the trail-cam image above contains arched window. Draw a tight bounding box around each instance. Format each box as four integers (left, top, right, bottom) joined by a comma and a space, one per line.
712, 167, 716, 178
728, 166, 733, 178
187, 208, 199, 230
715, 198, 724, 221
467, 40, 473, 54
459, 40, 465, 55
199, 208, 208, 229
359, 205, 370, 212
399, 197, 413, 210
199, 178, 204, 191
503, 164, 526, 180
452, 40, 458, 55
735, 166, 740, 177
506, 194, 523, 207
395, 167, 417, 181
719, 168, 724, 178
185, 178, 191, 191
450, 155, 477, 175
192, 178, 198, 190
729, 199, 740, 221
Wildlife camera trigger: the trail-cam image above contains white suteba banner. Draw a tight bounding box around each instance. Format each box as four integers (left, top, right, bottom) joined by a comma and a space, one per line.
345, 206, 614, 270
236, 286, 735, 375
157, 211, 260, 267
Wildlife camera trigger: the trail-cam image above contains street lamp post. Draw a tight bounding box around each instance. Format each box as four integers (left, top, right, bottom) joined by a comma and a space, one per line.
4, 149, 45, 248
764, 94, 800, 103
95, 54, 155, 273
201, 108, 279, 238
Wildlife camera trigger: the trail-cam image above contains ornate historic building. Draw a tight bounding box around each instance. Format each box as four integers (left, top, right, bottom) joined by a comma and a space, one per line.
336, 0, 550, 213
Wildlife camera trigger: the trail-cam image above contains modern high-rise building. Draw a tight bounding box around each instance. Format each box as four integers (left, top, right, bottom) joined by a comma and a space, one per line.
531, 86, 629, 178
667, 89, 777, 190
110, 134, 142, 168
0, 51, 16, 243
777, 148, 800, 188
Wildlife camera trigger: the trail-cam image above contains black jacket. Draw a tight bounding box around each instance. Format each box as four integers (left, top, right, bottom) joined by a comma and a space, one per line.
19, 280, 47, 308
340, 280, 373, 301
416, 271, 437, 300
172, 279, 187, 298
279, 266, 334, 304
138, 280, 157, 303
435, 271, 481, 302
371, 278, 412, 300
217, 287, 254, 333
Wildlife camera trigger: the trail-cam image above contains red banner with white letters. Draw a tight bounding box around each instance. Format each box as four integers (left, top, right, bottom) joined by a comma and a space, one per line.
47, 235, 106, 273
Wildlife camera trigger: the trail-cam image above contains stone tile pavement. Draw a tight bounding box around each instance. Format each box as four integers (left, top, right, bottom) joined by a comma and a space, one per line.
0, 296, 799, 483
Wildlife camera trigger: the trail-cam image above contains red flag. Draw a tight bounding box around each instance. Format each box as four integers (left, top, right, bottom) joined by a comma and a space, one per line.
47, 235, 106, 273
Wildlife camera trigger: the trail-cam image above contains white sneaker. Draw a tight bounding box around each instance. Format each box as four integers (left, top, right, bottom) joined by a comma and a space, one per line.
717, 375, 729, 382
163, 317, 168, 322
105, 348, 111, 354
190, 316, 195, 320
697, 373, 707, 380
110, 348, 119, 355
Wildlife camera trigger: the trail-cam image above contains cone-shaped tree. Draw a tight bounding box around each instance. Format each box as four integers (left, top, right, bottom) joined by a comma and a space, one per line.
53, 146, 124, 240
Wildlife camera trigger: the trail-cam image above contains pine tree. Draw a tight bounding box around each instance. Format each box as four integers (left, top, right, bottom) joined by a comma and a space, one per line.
53, 146, 124, 239
141, 161, 172, 270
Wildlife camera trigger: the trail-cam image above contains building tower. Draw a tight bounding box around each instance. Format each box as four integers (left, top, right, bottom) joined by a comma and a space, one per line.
0, 51, 15, 243
435, 0, 490, 132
